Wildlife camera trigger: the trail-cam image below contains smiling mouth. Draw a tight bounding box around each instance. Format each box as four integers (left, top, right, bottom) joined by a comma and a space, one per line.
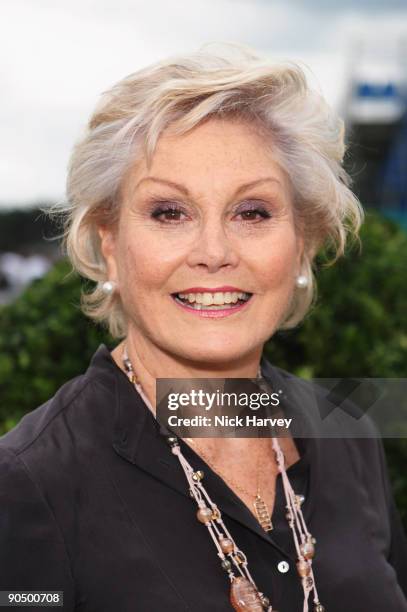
171, 291, 253, 311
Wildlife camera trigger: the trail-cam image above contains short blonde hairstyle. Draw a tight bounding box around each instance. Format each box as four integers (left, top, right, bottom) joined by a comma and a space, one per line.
57, 42, 363, 339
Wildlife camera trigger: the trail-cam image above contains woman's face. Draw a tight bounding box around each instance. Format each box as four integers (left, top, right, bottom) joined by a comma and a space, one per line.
99, 118, 303, 366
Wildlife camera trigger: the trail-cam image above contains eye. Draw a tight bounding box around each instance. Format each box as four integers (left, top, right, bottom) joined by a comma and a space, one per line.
149, 200, 273, 224
235, 202, 272, 222
150, 202, 187, 223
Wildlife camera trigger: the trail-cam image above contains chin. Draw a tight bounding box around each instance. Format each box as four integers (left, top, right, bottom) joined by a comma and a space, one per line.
173, 338, 253, 366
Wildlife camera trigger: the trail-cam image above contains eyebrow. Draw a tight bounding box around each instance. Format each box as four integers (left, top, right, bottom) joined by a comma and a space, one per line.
134, 176, 282, 197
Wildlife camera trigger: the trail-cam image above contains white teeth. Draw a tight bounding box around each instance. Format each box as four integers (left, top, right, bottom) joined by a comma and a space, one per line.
202, 293, 212, 306
176, 291, 251, 306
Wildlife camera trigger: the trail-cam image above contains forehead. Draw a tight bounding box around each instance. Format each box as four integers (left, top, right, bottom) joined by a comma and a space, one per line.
126, 118, 289, 197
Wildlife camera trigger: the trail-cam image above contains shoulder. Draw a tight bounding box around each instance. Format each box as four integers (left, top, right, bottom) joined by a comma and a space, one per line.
263, 360, 401, 513
0, 348, 115, 487
261, 357, 391, 492
261, 356, 380, 440
0, 372, 97, 456
0, 356, 116, 567
0, 425, 76, 601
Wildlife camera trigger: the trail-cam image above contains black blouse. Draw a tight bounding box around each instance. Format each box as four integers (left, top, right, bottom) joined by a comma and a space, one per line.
0, 343, 406, 611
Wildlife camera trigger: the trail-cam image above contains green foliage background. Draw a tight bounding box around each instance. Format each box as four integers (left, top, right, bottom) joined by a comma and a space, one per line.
0, 210, 406, 525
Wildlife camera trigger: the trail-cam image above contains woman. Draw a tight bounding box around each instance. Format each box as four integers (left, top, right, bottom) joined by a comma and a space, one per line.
1, 43, 406, 612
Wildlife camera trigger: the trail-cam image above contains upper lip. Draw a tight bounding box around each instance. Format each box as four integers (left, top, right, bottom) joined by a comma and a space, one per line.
173, 286, 251, 294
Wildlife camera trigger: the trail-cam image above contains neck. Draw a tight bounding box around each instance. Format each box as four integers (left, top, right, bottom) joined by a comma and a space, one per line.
111, 330, 263, 412
110, 333, 287, 461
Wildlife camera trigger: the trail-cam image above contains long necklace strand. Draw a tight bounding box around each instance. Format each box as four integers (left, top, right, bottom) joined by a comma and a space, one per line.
121, 345, 325, 612
185, 437, 274, 532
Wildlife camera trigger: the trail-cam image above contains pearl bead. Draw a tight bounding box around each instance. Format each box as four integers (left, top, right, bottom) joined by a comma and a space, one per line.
300, 540, 315, 560
101, 280, 116, 294
197, 507, 213, 523
220, 537, 234, 554
296, 559, 311, 577
296, 274, 308, 289
314, 604, 325, 612
221, 559, 232, 571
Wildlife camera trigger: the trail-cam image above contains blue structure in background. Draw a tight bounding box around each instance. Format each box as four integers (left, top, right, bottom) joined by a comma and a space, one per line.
344, 48, 407, 230
380, 107, 407, 229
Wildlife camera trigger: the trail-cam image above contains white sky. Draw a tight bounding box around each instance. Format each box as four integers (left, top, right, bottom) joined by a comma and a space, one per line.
1, 0, 406, 207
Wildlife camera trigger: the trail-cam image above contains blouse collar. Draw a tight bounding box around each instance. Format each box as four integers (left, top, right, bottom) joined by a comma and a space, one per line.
84, 343, 321, 560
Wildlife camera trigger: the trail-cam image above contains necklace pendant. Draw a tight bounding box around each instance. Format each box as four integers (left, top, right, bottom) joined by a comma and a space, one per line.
230, 577, 265, 611
254, 494, 273, 532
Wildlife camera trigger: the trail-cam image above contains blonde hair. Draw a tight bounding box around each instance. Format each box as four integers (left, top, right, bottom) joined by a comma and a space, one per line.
55, 42, 363, 339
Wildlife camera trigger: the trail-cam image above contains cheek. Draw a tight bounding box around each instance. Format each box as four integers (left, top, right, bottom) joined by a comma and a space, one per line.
118, 238, 178, 292
256, 235, 299, 288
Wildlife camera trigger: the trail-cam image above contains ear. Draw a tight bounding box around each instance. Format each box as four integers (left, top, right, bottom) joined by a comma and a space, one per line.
296, 233, 305, 272
98, 225, 119, 282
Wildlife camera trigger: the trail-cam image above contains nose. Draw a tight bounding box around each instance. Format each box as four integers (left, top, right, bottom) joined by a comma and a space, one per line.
186, 218, 239, 273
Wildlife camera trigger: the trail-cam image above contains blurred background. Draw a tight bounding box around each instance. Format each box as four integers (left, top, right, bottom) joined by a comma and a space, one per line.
1, 0, 407, 524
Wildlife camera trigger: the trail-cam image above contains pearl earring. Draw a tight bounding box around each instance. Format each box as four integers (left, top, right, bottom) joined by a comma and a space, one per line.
101, 280, 117, 295
295, 274, 308, 289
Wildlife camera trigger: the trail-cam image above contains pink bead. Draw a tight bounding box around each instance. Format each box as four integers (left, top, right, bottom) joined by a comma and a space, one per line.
220, 537, 234, 553
296, 559, 311, 577
230, 577, 264, 611
300, 540, 315, 560
197, 507, 213, 524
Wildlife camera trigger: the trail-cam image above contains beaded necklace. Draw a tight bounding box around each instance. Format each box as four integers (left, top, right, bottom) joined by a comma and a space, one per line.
185, 436, 274, 532
122, 345, 325, 612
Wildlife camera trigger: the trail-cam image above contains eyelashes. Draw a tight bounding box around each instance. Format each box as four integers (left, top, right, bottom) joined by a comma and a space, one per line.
151, 203, 186, 223
150, 201, 273, 224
